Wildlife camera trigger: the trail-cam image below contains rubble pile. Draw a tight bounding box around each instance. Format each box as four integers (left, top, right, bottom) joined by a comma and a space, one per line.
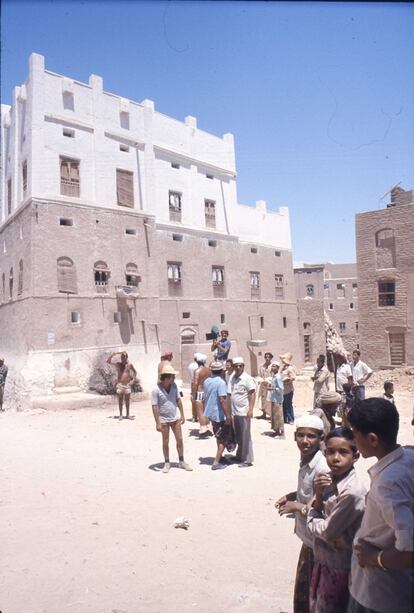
366, 367, 414, 393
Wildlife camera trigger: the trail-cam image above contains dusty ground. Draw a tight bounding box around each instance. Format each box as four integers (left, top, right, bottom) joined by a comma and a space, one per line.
1, 377, 413, 613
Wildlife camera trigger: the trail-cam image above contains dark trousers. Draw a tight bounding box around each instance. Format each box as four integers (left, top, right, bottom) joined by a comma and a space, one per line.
283, 390, 295, 423
347, 596, 380, 613
354, 385, 366, 402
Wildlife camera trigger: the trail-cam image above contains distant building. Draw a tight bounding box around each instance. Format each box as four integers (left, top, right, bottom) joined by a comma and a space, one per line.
355, 186, 414, 368
0, 53, 300, 404
294, 262, 359, 364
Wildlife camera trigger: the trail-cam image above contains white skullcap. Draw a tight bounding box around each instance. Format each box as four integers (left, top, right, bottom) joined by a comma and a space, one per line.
295, 415, 324, 432
232, 357, 244, 365
194, 352, 202, 361
197, 353, 207, 363
271, 361, 280, 367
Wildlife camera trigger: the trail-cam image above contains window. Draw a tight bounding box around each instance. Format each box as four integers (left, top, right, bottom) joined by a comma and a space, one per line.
63, 128, 75, 138
59, 217, 73, 226
120, 112, 130, 129
60, 157, 80, 197
57, 257, 77, 294
375, 228, 396, 268
349, 302, 354, 310
220, 313, 225, 324
94, 261, 110, 292
378, 280, 395, 306
339, 322, 346, 333
173, 233, 183, 242
283, 316, 287, 328
7, 179, 11, 215
113, 312, 121, 323
251, 247, 258, 254
181, 328, 196, 344
71, 311, 81, 324
275, 274, 284, 298
182, 312, 190, 319
119, 144, 129, 152
336, 283, 345, 297
171, 162, 180, 169
125, 262, 140, 288
116, 169, 134, 208
329, 303, 334, 310
260, 316, 264, 329
306, 284, 314, 297
208, 239, 217, 247
274, 251, 281, 257
167, 262, 181, 284
22, 162, 27, 194
250, 272, 260, 297
125, 228, 137, 235
212, 266, 224, 286
205, 199, 216, 228
18, 260, 23, 295
352, 283, 358, 289
206, 173, 214, 180
355, 322, 359, 332
303, 322, 311, 331
169, 191, 182, 222
324, 282, 330, 297
9, 267, 13, 299
62, 91, 74, 111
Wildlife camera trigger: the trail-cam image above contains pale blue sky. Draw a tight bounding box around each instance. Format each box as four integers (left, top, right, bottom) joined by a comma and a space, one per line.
2, 1, 413, 262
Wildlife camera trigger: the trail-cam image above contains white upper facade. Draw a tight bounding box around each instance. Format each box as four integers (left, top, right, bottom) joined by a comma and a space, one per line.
1, 53, 291, 249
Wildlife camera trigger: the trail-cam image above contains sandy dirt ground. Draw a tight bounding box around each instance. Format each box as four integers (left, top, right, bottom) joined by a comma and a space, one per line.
1, 378, 413, 613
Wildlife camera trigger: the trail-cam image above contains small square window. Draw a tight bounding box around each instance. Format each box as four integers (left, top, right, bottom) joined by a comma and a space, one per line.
120, 144, 129, 152
71, 311, 81, 324
171, 162, 180, 169
251, 247, 258, 254
173, 234, 183, 242
283, 317, 287, 328
208, 240, 217, 247
182, 312, 190, 319
260, 316, 264, 329
63, 128, 75, 138
349, 302, 354, 309
352, 283, 358, 289
220, 313, 225, 324
355, 322, 359, 332
206, 174, 214, 180
59, 218, 73, 226
329, 303, 334, 310
339, 322, 346, 333
114, 312, 121, 323
125, 228, 137, 235
274, 251, 281, 257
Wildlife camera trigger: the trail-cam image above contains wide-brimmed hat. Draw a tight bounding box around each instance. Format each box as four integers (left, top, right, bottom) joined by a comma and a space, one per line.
320, 391, 342, 405
279, 352, 293, 365
160, 364, 178, 376
210, 360, 224, 372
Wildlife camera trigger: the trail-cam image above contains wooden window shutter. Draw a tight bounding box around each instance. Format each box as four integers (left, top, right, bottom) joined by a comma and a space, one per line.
117, 170, 134, 208
57, 257, 77, 294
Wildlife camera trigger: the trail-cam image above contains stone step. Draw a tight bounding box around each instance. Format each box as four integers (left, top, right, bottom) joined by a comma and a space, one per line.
53, 386, 83, 395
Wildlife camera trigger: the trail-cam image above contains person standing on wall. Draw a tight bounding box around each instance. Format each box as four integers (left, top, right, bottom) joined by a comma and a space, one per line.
211, 329, 231, 361
280, 352, 296, 425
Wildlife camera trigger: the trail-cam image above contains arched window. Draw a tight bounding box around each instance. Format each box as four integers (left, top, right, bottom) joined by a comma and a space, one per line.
57, 257, 77, 294
375, 228, 396, 268
306, 284, 314, 297
180, 327, 196, 345
125, 262, 140, 287
18, 260, 23, 295
9, 267, 13, 299
94, 260, 110, 292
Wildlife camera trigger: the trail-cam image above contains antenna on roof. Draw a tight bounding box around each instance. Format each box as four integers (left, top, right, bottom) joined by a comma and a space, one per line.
378, 182, 401, 209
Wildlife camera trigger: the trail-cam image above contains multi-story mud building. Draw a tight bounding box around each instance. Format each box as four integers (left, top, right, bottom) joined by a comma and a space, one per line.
0, 53, 300, 402
294, 262, 359, 364
356, 186, 414, 368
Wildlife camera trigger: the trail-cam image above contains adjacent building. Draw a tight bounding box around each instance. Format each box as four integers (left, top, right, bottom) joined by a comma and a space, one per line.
0, 53, 300, 404
356, 186, 414, 368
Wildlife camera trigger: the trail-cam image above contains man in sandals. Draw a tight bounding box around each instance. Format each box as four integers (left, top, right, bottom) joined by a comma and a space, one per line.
151, 363, 192, 474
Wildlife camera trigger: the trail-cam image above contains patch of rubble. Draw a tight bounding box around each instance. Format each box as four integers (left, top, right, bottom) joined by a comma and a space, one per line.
366, 367, 414, 393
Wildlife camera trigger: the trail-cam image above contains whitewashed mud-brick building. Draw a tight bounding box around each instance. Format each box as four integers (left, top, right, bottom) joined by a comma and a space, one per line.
0, 53, 300, 405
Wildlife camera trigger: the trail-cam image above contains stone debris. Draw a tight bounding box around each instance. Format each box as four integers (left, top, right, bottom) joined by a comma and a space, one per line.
173, 516, 190, 530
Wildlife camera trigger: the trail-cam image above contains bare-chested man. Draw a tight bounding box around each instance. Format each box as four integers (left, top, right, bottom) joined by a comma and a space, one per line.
107, 351, 137, 420
191, 354, 212, 437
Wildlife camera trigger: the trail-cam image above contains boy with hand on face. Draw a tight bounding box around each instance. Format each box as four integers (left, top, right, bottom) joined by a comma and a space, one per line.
275, 415, 328, 613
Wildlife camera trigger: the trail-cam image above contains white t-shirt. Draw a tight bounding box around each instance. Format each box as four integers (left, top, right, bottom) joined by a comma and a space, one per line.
352, 360, 373, 385
229, 371, 256, 416
336, 363, 352, 392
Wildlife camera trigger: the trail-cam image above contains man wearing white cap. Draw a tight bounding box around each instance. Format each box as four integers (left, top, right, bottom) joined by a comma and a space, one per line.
203, 361, 232, 470
275, 414, 328, 613
269, 361, 284, 438
151, 363, 192, 473
228, 357, 256, 467
192, 354, 212, 437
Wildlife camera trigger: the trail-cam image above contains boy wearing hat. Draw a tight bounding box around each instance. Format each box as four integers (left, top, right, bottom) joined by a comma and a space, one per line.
275, 415, 328, 613
280, 352, 296, 424
203, 361, 232, 470
312, 391, 342, 437
228, 357, 256, 467
151, 364, 192, 474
